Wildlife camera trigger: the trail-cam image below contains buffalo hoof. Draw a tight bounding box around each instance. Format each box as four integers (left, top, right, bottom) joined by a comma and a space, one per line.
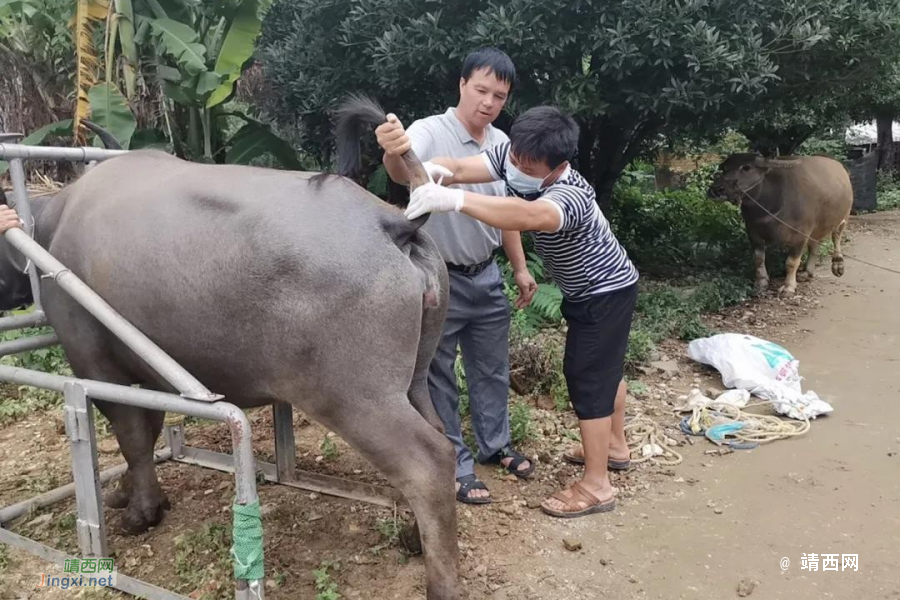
105, 488, 130, 509
119, 494, 170, 535
797, 271, 813, 283
755, 279, 769, 294
778, 285, 796, 297
105, 474, 133, 509
832, 257, 845, 277
399, 520, 423, 556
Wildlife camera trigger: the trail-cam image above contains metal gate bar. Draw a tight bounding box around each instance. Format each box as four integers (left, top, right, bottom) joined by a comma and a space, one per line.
0, 363, 262, 600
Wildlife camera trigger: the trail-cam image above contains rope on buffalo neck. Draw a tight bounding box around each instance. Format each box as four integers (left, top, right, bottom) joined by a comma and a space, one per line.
740, 189, 900, 277
231, 499, 265, 589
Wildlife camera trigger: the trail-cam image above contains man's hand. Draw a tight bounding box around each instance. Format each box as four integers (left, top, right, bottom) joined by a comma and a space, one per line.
0, 205, 24, 234
375, 114, 411, 156
405, 183, 465, 220
513, 268, 538, 309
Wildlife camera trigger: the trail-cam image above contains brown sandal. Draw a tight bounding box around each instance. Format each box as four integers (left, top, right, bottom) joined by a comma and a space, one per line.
563, 446, 631, 470
540, 482, 617, 519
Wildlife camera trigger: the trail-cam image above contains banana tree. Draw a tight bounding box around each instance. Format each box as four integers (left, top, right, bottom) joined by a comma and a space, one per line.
126, 0, 292, 164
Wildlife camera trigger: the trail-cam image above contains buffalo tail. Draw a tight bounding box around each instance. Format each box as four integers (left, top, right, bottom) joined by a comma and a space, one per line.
333, 94, 432, 244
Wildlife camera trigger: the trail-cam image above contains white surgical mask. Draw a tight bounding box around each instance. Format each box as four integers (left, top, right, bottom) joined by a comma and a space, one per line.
506, 158, 547, 196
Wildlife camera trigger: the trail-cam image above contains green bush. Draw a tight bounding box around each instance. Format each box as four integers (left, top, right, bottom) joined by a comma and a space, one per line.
877, 170, 900, 211
609, 181, 751, 279
796, 130, 849, 158
509, 400, 534, 445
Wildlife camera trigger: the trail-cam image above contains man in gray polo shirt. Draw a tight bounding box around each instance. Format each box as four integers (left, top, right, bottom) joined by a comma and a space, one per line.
376, 48, 537, 504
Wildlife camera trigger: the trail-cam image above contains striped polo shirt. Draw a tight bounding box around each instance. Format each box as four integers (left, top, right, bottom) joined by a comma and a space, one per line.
482, 141, 639, 300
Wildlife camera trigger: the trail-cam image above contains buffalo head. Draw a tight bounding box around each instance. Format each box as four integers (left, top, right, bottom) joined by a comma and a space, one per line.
708, 153, 799, 206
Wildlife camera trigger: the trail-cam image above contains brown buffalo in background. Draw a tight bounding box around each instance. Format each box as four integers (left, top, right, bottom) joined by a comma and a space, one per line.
708, 154, 852, 295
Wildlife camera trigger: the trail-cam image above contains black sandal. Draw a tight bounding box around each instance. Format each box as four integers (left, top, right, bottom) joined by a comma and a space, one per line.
484, 447, 535, 479
456, 475, 492, 505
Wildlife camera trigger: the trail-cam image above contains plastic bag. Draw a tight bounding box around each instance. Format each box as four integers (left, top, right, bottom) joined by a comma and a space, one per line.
687, 333, 833, 420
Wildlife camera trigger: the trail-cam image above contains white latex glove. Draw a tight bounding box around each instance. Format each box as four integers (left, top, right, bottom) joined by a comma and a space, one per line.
421, 161, 453, 185
405, 182, 465, 220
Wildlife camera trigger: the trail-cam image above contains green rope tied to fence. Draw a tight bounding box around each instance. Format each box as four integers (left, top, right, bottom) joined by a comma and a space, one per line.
230, 499, 264, 582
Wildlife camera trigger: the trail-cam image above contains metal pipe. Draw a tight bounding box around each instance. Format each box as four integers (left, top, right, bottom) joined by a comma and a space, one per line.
174, 446, 405, 509
0, 332, 58, 357
0, 229, 221, 402
0, 311, 47, 332
0, 449, 172, 525
7, 158, 43, 311
0, 364, 226, 417
0, 143, 127, 162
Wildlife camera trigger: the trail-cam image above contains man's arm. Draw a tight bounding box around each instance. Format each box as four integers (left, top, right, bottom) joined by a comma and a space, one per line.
460, 192, 561, 233
429, 155, 495, 186
376, 114, 417, 185
404, 183, 562, 232
502, 230, 528, 272
502, 230, 537, 309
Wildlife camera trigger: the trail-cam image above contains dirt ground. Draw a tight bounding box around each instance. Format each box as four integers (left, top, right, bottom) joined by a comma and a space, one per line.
1, 211, 899, 600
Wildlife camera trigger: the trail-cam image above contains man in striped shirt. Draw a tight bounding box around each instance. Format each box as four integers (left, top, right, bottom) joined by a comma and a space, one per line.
404, 106, 640, 518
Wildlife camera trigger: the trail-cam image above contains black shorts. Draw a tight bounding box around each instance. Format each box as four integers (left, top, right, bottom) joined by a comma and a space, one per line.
561, 283, 638, 420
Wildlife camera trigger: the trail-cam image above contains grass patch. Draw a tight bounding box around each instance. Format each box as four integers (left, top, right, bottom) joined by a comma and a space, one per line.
626, 276, 753, 367
174, 523, 232, 600
313, 561, 342, 600
320, 434, 339, 461
0, 320, 72, 425
509, 400, 535, 445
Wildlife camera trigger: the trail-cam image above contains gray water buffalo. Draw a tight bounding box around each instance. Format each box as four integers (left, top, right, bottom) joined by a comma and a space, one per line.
0, 100, 460, 599
708, 154, 852, 295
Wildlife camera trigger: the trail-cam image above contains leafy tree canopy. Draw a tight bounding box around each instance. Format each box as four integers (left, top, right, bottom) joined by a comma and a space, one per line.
258, 0, 900, 203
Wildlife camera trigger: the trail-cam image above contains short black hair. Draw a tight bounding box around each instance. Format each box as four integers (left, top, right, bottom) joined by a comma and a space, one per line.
461, 47, 516, 89
509, 106, 580, 169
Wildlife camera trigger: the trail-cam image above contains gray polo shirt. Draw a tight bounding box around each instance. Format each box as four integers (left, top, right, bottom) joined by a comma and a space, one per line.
407, 108, 509, 265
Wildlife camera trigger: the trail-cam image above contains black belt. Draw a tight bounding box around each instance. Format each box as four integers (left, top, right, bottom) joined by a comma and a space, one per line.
445, 257, 493, 276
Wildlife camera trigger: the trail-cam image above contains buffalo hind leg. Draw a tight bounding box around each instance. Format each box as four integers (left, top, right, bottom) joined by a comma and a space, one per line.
401, 373, 441, 556
747, 230, 769, 292
798, 239, 820, 282
403, 260, 450, 555
94, 401, 169, 534
832, 219, 848, 277
779, 246, 804, 296
319, 397, 459, 600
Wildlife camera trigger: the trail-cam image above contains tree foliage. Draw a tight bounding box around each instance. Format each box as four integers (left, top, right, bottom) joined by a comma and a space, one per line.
257, 0, 900, 204
0, 0, 302, 168
724, 1, 900, 155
